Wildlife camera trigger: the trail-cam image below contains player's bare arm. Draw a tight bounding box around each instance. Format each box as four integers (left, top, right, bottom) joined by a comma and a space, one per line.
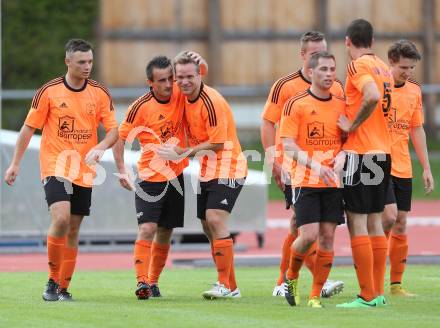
338, 81, 380, 133
112, 138, 135, 191
261, 118, 284, 190
156, 141, 223, 161
85, 127, 118, 165
4, 124, 36, 186
410, 126, 435, 194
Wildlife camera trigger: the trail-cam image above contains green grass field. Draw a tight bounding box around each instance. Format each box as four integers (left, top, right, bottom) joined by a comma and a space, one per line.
1, 265, 439, 328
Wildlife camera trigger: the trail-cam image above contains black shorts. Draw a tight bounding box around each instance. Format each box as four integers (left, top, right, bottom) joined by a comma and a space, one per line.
284, 185, 293, 210
343, 153, 391, 214
43, 176, 92, 216
293, 187, 344, 227
134, 174, 185, 228
384, 175, 412, 212
197, 178, 245, 220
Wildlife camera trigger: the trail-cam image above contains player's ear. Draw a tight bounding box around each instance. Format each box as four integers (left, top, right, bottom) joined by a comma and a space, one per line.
147, 78, 153, 88
345, 36, 351, 48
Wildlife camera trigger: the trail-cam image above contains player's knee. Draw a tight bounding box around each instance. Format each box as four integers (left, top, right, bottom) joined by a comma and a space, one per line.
301, 232, 318, 248
138, 223, 157, 240
52, 212, 70, 229
156, 227, 173, 243
318, 233, 334, 251
393, 215, 407, 234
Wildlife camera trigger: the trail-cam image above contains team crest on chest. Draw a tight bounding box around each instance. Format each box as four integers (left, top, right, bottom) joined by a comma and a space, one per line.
307, 121, 324, 139
86, 103, 96, 116
59, 116, 75, 133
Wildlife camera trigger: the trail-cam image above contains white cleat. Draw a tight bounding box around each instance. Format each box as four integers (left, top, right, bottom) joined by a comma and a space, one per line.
321, 279, 344, 298
272, 284, 285, 297
229, 288, 242, 298
202, 283, 231, 300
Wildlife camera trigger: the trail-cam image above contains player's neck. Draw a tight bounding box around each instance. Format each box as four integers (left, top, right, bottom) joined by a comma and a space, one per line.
393, 75, 406, 86
187, 83, 202, 102
309, 84, 331, 99
152, 90, 171, 103
300, 67, 311, 83
351, 47, 374, 60
65, 73, 86, 90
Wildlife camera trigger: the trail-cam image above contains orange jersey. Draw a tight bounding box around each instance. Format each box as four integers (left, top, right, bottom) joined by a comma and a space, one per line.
118, 84, 188, 182
279, 90, 346, 188
25, 76, 118, 187
262, 69, 345, 163
343, 54, 393, 154
388, 79, 423, 178
184, 83, 247, 181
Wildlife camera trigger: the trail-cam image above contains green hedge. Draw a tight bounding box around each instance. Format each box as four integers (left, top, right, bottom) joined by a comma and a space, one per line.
2, 0, 99, 130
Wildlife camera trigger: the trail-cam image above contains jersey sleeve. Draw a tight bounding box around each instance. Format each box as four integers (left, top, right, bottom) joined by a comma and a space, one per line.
98, 90, 118, 131
279, 98, 300, 140
118, 102, 145, 141
347, 60, 374, 93
24, 87, 50, 129
203, 96, 227, 144
411, 90, 424, 127
332, 79, 346, 98
262, 80, 284, 123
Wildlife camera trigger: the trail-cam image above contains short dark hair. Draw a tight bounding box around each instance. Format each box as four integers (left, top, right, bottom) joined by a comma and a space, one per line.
346, 19, 373, 48
308, 51, 335, 69
65, 39, 93, 53
146, 56, 172, 81
388, 39, 421, 62
300, 31, 325, 50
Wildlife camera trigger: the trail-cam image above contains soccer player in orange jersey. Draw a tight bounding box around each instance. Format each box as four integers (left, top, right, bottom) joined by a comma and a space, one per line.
336, 19, 393, 308
4, 39, 118, 301
113, 54, 205, 300
261, 31, 345, 298
279, 51, 347, 308
157, 52, 247, 299
381, 40, 434, 296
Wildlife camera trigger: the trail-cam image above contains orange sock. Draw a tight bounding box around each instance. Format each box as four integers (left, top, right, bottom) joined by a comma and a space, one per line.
59, 246, 78, 290
213, 238, 234, 289
276, 233, 296, 285
389, 233, 408, 284
370, 236, 387, 295
310, 249, 334, 298
148, 242, 170, 285
286, 247, 306, 280
212, 243, 237, 290
384, 230, 391, 240
133, 240, 152, 283
304, 241, 317, 274
229, 257, 237, 291
47, 235, 66, 282
351, 235, 375, 301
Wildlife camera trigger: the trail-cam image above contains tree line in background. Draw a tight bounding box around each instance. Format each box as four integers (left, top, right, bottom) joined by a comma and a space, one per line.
2, 0, 98, 130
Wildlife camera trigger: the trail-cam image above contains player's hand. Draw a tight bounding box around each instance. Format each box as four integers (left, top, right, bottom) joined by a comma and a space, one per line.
85, 148, 105, 165
338, 115, 353, 133
272, 162, 285, 191
4, 164, 19, 186
319, 165, 338, 186
156, 144, 183, 161
331, 151, 346, 175
186, 51, 208, 75
423, 169, 434, 194
117, 172, 135, 191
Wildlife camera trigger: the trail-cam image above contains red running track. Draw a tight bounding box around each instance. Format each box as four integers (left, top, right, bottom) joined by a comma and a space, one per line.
1, 200, 438, 272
